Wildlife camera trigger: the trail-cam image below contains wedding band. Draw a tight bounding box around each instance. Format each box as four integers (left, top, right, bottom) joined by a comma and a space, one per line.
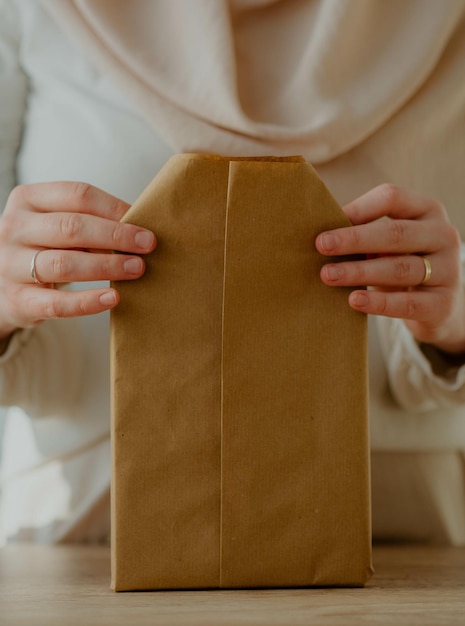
30, 250, 45, 284
420, 256, 432, 285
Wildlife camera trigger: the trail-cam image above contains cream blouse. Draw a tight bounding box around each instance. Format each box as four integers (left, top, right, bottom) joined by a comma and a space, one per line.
0, 0, 464, 543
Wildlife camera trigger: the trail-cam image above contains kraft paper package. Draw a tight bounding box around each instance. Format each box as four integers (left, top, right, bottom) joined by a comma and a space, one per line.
110, 154, 373, 591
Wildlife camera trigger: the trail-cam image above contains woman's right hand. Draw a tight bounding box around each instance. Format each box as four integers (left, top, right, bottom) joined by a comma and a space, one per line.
0, 181, 156, 339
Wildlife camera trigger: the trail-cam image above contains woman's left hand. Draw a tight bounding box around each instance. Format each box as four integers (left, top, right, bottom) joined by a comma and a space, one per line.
315, 183, 465, 355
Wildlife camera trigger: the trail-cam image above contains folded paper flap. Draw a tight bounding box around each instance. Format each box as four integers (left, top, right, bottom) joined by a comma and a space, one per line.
220, 159, 369, 588
111, 154, 372, 591
122, 154, 351, 232
111, 156, 229, 590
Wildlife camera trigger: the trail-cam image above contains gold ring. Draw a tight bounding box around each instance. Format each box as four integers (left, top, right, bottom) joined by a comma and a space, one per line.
420, 256, 432, 285
30, 250, 45, 284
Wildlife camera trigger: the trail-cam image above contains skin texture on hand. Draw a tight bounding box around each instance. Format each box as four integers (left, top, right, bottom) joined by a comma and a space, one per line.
0, 182, 157, 339
315, 183, 465, 356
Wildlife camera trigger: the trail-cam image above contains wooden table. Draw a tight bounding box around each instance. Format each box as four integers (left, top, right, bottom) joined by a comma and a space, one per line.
1, 544, 464, 625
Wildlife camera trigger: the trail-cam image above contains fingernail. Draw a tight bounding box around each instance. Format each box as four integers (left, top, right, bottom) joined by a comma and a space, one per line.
99, 291, 117, 307
318, 233, 337, 252
350, 292, 369, 307
123, 257, 143, 275
135, 230, 155, 251
324, 264, 343, 281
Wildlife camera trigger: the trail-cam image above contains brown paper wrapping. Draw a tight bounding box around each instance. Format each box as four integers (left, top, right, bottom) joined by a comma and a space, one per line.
110, 154, 372, 591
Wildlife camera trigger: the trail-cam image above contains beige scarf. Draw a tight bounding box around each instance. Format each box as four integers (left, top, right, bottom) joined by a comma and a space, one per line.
42, 0, 464, 163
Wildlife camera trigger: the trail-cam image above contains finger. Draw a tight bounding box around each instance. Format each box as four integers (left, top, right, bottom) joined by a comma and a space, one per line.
315, 218, 442, 257
347, 288, 442, 322
341, 184, 447, 225
22, 286, 120, 323
19, 212, 156, 253
18, 249, 147, 284
9, 182, 131, 221
320, 254, 438, 289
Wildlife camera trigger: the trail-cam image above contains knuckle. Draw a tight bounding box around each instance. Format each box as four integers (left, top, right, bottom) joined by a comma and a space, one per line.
111, 222, 126, 247
376, 296, 389, 317
348, 227, 361, 248
393, 258, 411, 281
352, 262, 367, 283
6, 184, 27, 207
59, 213, 82, 240
75, 295, 89, 317
71, 181, 94, 206
404, 296, 417, 320
387, 219, 406, 246
444, 223, 461, 252
101, 257, 113, 277
377, 183, 401, 208
111, 197, 130, 219
430, 199, 448, 220
51, 252, 71, 280
43, 295, 63, 320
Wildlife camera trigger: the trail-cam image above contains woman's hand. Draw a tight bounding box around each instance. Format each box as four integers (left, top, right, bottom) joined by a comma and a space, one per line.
0, 182, 156, 339
315, 184, 465, 355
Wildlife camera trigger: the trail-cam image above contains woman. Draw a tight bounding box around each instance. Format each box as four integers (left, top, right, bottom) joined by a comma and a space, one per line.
1, 0, 465, 544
